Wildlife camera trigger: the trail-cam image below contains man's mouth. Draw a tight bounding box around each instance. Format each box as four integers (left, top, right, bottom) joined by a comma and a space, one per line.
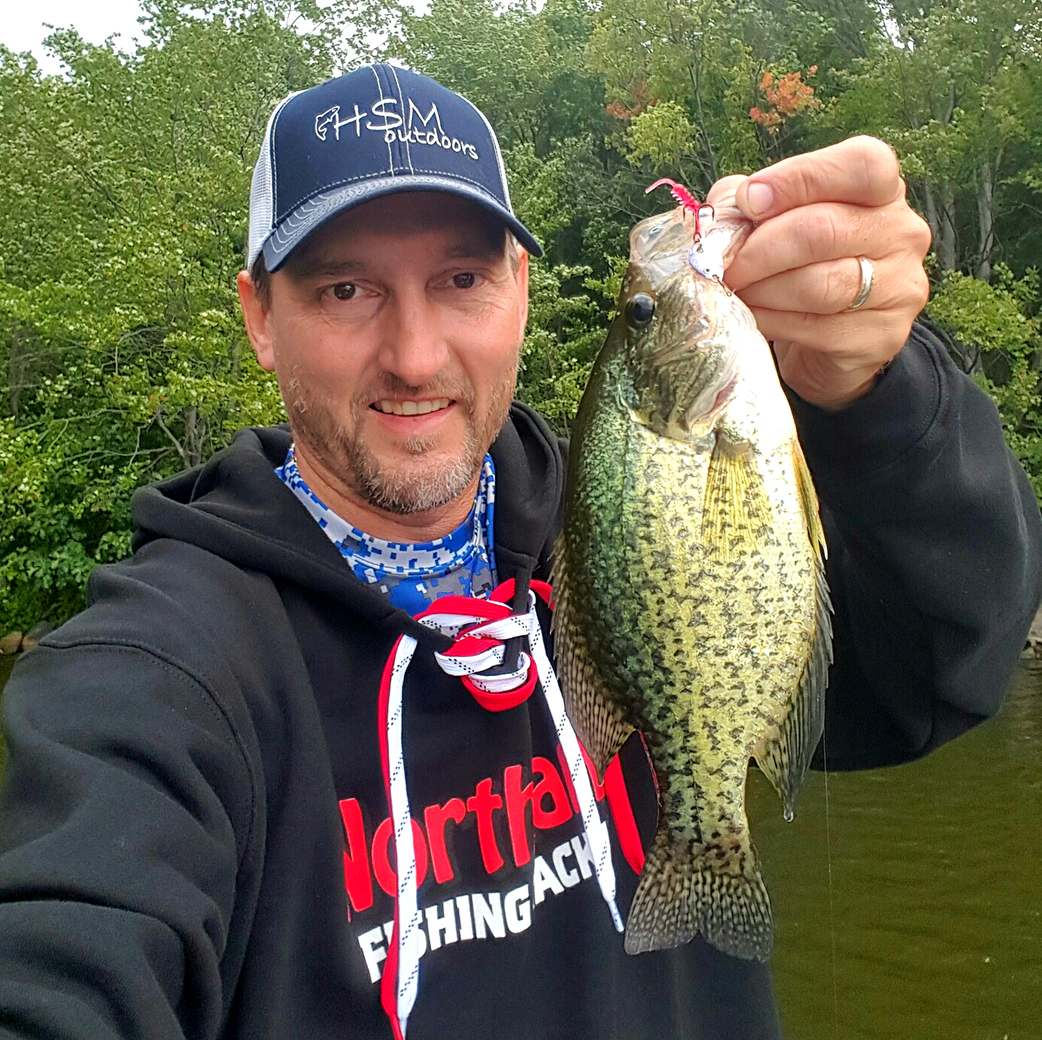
371, 397, 453, 417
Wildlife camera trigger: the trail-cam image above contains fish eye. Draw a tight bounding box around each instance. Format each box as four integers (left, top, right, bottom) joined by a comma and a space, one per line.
626, 293, 656, 327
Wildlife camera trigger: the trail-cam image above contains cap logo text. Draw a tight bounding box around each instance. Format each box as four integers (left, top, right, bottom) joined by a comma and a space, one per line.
314, 99, 479, 161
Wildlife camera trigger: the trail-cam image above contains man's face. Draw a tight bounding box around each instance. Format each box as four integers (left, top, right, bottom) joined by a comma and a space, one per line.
239, 193, 529, 519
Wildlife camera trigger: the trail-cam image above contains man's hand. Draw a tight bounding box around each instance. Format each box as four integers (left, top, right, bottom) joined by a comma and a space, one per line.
706, 136, 931, 411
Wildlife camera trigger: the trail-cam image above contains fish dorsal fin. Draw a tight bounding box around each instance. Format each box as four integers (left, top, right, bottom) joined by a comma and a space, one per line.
701, 435, 773, 562
753, 442, 833, 816
793, 439, 827, 558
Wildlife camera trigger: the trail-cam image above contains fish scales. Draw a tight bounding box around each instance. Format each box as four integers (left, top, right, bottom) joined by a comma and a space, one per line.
552, 203, 832, 961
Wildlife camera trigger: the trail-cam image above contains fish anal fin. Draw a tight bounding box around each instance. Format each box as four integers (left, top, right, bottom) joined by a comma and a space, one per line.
624, 831, 773, 960
702, 436, 772, 562
753, 553, 833, 817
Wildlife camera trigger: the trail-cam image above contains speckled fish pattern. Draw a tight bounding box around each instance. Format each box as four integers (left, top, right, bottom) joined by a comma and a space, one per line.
552, 204, 832, 961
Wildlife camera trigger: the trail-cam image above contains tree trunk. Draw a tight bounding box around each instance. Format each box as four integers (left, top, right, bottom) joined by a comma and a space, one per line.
976, 161, 994, 282
921, 182, 941, 258
183, 405, 208, 469
7, 321, 27, 420
938, 181, 957, 274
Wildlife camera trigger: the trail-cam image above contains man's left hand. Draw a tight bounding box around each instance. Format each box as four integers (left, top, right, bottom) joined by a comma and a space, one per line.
706, 136, 932, 411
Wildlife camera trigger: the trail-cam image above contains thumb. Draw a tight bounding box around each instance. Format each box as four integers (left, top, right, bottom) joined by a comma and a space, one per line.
705, 174, 746, 211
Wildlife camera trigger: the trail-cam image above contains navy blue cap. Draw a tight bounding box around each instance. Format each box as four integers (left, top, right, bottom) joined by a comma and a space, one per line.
247, 64, 543, 271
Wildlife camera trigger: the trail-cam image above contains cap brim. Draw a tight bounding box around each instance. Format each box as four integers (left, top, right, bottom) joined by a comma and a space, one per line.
261, 175, 543, 271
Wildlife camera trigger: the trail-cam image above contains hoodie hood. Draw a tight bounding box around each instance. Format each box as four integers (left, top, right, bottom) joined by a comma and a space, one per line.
130, 403, 566, 647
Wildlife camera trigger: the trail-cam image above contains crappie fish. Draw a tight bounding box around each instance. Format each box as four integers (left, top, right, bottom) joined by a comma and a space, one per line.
551, 201, 832, 960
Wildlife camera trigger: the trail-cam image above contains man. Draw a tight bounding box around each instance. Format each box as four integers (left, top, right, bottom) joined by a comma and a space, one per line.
0, 64, 1037, 1040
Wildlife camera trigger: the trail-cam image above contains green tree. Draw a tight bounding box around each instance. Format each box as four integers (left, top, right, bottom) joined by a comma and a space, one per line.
2, 0, 1039, 627
927, 266, 1042, 495
826, 0, 1042, 279
0, 1, 343, 625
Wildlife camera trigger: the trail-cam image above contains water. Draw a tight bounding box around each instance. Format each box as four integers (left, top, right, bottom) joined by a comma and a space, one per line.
0, 654, 1038, 1035
753, 660, 1042, 1040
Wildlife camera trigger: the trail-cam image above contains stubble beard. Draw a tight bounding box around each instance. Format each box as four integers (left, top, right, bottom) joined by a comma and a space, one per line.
283, 367, 516, 515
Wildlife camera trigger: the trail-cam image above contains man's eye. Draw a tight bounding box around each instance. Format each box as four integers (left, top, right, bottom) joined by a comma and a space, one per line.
453, 272, 476, 289
330, 282, 357, 300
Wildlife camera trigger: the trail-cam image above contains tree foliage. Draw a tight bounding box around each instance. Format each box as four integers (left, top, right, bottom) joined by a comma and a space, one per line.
1, 0, 1040, 626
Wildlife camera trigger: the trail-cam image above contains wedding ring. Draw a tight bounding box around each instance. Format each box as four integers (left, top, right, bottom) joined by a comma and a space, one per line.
847, 256, 874, 311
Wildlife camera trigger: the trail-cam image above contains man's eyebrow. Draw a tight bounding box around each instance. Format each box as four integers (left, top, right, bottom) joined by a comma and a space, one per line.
288, 257, 366, 280
445, 239, 504, 260
288, 236, 504, 277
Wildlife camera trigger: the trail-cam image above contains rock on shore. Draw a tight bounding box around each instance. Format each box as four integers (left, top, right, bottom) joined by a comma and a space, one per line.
19, 621, 55, 654
1, 621, 56, 655
0, 631, 23, 655
1024, 601, 1042, 658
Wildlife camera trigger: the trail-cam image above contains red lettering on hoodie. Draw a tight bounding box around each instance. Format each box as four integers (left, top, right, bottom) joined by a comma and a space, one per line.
341, 798, 374, 913
504, 759, 573, 867
555, 743, 606, 812
530, 757, 572, 830
503, 765, 535, 867
372, 816, 429, 896
338, 743, 643, 912
424, 798, 466, 883
466, 778, 505, 873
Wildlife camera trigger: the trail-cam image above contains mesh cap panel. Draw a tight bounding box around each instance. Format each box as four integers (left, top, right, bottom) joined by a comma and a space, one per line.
247, 94, 297, 271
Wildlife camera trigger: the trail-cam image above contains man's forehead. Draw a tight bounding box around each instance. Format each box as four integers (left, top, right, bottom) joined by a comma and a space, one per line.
288, 192, 506, 269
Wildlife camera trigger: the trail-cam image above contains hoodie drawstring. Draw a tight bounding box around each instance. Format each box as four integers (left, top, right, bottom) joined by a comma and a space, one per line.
377, 578, 624, 1039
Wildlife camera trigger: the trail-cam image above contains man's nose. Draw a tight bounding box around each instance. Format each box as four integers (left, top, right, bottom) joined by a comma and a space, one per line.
378, 292, 451, 387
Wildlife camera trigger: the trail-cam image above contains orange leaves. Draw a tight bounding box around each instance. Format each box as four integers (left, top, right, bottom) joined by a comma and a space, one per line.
750, 66, 819, 132
607, 81, 653, 121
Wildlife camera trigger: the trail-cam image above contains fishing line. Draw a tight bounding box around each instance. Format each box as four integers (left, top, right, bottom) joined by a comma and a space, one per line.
822, 732, 839, 1040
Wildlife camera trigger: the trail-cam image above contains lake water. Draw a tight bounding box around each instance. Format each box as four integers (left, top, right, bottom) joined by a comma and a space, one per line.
0, 653, 1039, 1036
756, 659, 1042, 1040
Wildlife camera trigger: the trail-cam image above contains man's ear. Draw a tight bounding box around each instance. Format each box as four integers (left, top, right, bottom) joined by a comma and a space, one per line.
237, 269, 276, 372
515, 246, 530, 343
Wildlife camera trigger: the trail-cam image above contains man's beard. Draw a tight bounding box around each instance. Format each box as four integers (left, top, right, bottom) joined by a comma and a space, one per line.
282, 368, 516, 515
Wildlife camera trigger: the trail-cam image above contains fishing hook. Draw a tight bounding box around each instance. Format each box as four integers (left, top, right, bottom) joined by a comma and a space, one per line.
645, 178, 714, 240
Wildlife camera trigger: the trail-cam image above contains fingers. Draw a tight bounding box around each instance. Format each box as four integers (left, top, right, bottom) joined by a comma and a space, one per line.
705, 175, 745, 210
736, 255, 930, 317
752, 308, 916, 365
705, 135, 929, 409
735, 136, 901, 221
757, 307, 915, 409
725, 198, 930, 290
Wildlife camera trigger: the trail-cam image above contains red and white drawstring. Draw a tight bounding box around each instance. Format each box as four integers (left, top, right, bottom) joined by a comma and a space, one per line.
377, 578, 624, 1039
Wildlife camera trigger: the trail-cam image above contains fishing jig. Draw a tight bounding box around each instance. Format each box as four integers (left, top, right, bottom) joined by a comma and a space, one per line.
645, 178, 714, 240
646, 178, 723, 280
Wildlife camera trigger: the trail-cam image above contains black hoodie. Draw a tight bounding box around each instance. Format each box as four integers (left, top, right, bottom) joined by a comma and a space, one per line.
0, 326, 1039, 1040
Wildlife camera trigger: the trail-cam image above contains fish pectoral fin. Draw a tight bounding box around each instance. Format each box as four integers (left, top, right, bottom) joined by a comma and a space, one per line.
625, 831, 773, 960
701, 435, 772, 561
753, 555, 833, 818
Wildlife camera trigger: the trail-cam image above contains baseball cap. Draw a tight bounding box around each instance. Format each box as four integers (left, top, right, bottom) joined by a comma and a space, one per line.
247, 63, 543, 272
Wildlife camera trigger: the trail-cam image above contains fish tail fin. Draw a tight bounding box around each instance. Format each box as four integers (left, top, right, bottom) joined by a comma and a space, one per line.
624, 831, 774, 960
